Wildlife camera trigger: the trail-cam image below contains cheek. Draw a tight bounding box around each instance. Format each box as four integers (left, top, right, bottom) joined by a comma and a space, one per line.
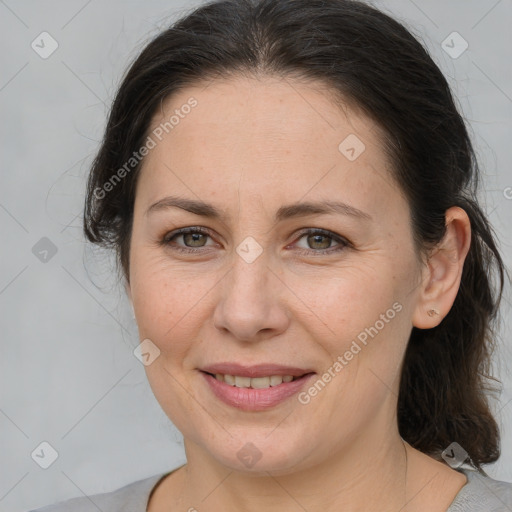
130, 252, 216, 353
295, 266, 396, 336
296, 261, 412, 387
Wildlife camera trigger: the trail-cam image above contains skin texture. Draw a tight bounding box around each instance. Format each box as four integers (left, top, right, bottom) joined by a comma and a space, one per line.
126, 75, 470, 511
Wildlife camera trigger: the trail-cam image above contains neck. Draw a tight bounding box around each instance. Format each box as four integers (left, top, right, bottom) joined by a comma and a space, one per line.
174, 427, 409, 512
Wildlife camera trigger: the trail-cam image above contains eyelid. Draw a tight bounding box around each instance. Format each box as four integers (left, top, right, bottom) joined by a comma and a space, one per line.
162, 226, 351, 255
161, 227, 233, 256
162, 226, 211, 242
290, 227, 351, 253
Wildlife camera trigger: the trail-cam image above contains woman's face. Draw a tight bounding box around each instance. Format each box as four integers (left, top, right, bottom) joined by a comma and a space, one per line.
127, 75, 425, 473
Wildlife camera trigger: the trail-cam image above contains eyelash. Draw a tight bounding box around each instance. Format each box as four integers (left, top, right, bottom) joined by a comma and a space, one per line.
161, 227, 350, 255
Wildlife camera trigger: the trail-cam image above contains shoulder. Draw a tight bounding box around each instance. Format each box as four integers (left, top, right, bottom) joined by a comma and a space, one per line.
28, 472, 167, 512
448, 468, 512, 511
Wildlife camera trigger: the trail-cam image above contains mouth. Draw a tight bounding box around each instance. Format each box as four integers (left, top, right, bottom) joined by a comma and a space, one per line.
201, 372, 309, 389
199, 365, 316, 411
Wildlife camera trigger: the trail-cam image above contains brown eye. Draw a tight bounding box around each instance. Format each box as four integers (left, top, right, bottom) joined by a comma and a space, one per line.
306, 233, 333, 250
162, 227, 215, 253
182, 232, 208, 247
293, 228, 350, 255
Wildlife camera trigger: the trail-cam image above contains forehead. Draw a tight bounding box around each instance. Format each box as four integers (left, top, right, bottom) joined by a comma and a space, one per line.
148, 74, 379, 149
137, 75, 399, 215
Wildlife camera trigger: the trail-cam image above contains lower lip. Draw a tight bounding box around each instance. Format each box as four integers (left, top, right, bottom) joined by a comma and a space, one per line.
200, 371, 316, 411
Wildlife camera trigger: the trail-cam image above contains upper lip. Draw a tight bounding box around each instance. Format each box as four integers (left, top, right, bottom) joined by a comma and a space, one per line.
200, 363, 315, 378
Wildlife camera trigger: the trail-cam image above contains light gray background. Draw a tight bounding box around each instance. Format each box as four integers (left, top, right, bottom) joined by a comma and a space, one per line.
1, 1, 511, 510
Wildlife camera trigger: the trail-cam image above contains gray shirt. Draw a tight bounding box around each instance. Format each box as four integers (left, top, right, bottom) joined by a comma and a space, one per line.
29, 466, 512, 511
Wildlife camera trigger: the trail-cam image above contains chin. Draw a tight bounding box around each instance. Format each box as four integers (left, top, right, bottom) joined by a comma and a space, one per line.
195, 433, 317, 476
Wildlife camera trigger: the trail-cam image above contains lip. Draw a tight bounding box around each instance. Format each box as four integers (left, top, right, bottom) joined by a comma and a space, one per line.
200, 363, 314, 378
200, 370, 316, 411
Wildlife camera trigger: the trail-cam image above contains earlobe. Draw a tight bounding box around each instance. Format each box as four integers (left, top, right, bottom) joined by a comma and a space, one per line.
412, 206, 471, 329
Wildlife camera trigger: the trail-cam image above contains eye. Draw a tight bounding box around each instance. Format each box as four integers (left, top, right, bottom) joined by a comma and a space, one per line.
162, 227, 216, 253
161, 226, 350, 256
292, 228, 350, 255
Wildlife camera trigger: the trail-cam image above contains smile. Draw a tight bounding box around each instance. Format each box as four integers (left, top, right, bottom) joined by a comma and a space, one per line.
207, 373, 298, 388
200, 370, 316, 411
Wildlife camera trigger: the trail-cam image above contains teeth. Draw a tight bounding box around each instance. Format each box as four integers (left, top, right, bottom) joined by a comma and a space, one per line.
235, 376, 251, 388
212, 373, 298, 388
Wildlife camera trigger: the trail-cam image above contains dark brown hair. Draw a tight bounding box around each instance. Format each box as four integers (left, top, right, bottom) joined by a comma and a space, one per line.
83, 0, 506, 471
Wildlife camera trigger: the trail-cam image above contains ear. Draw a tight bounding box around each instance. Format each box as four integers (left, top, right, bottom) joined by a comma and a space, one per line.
412, 206, 471, 329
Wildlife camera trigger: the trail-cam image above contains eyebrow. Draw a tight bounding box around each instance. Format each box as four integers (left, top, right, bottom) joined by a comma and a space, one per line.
145, 195, 372, 222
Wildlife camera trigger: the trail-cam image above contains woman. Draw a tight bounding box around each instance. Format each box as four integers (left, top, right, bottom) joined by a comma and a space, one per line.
32, 0, 512, 510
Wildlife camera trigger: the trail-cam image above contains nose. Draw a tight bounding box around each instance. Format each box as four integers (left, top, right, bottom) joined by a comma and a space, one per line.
212, 252, 290, 342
